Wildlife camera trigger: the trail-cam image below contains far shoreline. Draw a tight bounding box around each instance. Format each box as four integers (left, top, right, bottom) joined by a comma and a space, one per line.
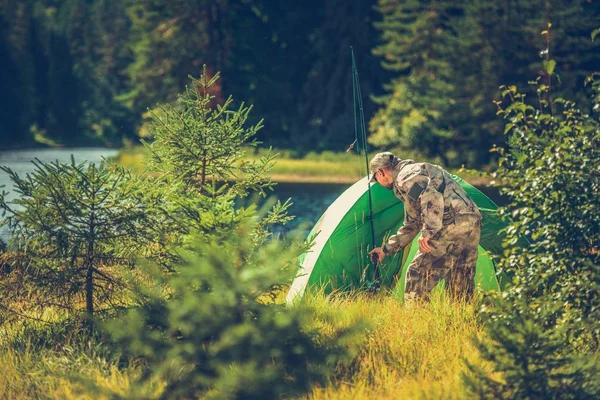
113, 146, 499, 188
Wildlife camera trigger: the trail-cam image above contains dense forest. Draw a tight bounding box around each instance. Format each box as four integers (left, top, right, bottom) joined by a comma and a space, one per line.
1, 0, 598, 167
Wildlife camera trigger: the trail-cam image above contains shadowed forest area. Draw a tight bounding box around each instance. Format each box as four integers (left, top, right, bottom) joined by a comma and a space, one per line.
1, 0, 599, 167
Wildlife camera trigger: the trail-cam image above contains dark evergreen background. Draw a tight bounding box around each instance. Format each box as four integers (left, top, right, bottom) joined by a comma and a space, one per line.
1, 0, 598, 167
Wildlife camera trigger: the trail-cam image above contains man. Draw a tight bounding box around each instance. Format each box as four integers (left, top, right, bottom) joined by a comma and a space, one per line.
368, 152, 482, 300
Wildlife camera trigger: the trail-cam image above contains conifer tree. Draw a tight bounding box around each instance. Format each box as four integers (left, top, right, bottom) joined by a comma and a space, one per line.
106, 221, 359, 399
140, 67, 292, 256
293, 0, 381, 151
370, 0, 600, 167
0, 159, 159, 326
370, 0, 462, 165
120, 0, 235, 117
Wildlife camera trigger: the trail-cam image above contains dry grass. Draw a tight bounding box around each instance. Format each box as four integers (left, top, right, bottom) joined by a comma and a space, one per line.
0, 344, 142, 399
0, 292, 488, 399
0, 252, 490, 399
303, 292, 487, 400
0, 315, 165, 399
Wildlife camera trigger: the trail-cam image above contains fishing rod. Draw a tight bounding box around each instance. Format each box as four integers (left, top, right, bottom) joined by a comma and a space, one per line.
350, 47, 380, 290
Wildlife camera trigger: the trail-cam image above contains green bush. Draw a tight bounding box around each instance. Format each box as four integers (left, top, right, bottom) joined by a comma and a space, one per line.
465, 61, 600, 397
106, 222, 361, 399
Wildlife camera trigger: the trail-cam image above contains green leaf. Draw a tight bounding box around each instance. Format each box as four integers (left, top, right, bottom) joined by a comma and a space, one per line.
543, 60, 556, 75
592, 28, 600, 42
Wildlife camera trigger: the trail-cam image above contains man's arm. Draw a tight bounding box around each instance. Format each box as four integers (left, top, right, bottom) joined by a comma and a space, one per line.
382, 200, 420, 255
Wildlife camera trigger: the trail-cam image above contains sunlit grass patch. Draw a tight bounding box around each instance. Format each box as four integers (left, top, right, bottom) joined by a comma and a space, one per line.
0, 340, 160, 399
0, 289, 491, 399
114, 146, 495, 185
113, 146, 364, 182
268, 158, 362, 182
110, 146, 149, 171
0, 306, 164, 399
302, 291, 487, 400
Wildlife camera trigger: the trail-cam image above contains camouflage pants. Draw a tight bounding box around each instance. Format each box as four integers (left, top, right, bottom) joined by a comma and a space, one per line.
405, 214, 481, 300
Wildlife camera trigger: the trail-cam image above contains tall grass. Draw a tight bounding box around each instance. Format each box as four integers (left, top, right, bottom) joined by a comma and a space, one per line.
0, 292, 488, 398
0, 342, 143, 399
304, 292, 487, 400
0, 313, 164, 399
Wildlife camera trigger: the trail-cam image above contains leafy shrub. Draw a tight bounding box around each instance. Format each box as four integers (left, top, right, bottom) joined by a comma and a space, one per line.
465, 60, 600, 397
106, 222, 360, 399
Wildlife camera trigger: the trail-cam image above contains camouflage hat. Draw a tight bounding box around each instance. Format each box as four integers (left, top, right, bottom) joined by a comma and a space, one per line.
369, 152, 397, 183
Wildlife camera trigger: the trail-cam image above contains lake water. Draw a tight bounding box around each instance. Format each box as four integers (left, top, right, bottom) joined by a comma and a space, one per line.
0, 148, 120, 203
0, 148, 506, 240
0, 148, 120, 241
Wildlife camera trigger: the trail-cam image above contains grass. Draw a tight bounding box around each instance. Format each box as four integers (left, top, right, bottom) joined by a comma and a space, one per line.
112, 146, 497, 186
113, 146, 364, 183
0, 292, 489, 399
0, 342, 142, 399
0, 309, 161, 399
305, 292, 487, 400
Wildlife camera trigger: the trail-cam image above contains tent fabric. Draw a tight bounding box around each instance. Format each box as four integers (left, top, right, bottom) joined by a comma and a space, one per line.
286, 175, 509, 304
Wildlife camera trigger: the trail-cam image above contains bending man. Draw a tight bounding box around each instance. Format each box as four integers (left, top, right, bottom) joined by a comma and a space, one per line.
368, 152, 482, 300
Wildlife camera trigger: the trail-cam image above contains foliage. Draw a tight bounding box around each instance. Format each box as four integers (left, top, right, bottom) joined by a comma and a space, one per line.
0, 159, 159, 324
465, 55, 600, 397
105, 222, 358, 400
0, 291, 486, 400
496, 67, 600, 334
143, 66, 273, 195
0, 0, 135, 147
120, 0, 231, 116
466, 297, 600, 399
292, 0, 382, 151
371, 0, 600, 167
2, 0, 599, 166
371, 0, 460, 165
140, 69, 292, 255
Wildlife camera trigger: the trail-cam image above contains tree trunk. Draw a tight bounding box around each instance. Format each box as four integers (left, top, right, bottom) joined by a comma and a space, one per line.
200, 149, 207, 188
85, 254, 94, 325
86, 176, 96, 331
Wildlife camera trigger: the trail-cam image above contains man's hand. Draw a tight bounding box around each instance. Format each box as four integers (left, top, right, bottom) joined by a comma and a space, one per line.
418, 236, 432, 253
369, 247, 386, 264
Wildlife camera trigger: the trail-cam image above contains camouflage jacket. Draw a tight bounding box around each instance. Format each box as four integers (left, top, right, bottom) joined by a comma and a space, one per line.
383, 160, 481, 255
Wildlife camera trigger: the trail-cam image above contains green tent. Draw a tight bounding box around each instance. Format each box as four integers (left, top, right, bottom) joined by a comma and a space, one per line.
286, 175, 509, 303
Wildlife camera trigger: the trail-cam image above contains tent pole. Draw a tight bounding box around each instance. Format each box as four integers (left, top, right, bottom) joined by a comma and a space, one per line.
351, 47, 380, 290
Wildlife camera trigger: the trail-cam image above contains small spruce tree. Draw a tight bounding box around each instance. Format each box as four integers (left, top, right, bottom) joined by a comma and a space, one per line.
139, 66, 291, 255
0, 159, 158, 327
106, 221, 360, 399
